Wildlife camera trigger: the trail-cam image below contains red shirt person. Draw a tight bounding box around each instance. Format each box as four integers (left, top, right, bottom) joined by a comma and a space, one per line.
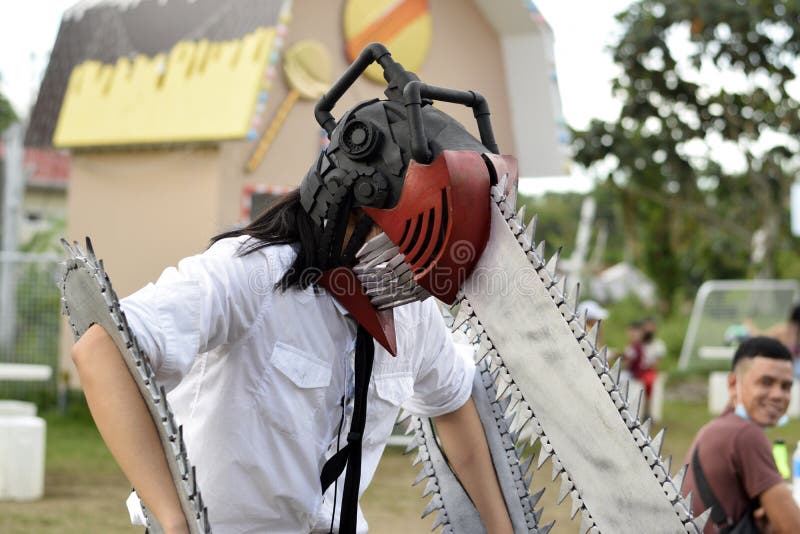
682, 337, 800, 533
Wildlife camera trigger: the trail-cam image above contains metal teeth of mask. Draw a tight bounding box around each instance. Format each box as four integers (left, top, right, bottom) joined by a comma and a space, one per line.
59, 239, 212, 534
354, 233, 430, 309
434, 187, 706, 534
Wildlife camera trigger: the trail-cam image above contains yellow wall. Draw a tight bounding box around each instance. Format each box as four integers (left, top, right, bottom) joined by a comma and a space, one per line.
54, 29, 275, 147
59, 148, 221, 385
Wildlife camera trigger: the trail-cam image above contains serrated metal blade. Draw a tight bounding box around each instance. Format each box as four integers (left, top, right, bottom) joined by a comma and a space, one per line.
461, 203, 686, 533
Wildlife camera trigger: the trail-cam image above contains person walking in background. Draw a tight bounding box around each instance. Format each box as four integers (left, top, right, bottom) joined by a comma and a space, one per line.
621, 320, 644, 384
639, 317, 666, 397
682, 337, 800, 533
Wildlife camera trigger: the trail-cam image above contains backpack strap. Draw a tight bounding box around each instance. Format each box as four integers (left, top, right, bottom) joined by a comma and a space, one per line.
691, 444, 736, 530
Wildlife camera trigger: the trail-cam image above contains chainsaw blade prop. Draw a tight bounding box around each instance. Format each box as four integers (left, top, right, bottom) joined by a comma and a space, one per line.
357, 187, 708, 533
59, 238, 211, 534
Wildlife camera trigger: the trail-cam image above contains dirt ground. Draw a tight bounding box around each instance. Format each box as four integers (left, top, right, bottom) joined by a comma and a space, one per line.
10, 395, 794, 533
0, 426, 575, 533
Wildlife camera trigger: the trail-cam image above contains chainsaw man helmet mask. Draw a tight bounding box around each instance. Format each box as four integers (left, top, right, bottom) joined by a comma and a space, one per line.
299, 43, 518, 349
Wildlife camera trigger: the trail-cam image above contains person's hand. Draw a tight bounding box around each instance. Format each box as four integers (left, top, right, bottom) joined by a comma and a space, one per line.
754, 506, 775, 533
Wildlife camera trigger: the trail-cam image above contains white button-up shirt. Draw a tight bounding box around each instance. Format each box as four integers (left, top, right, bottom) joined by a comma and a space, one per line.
119, 236, 474, 533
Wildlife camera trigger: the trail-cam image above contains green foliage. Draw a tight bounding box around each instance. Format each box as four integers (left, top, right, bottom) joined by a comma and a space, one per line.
572, 0, 800, 308
0, 87, 16, 133
517, 192, 585, 257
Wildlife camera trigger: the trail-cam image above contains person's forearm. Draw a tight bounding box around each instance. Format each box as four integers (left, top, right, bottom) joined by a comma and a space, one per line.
72, 324, 189, 534
761, 482, 800, 533
434, 397, 513, 534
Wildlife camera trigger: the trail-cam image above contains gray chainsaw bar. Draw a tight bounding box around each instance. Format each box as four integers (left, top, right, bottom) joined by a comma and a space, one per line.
404, 358, 548, 533
59, 238, 211, 534
356, 183, 711, 533
460, 196, 697, 533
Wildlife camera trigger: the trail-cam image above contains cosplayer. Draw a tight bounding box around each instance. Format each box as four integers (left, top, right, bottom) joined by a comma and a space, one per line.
62, 44, 703, 533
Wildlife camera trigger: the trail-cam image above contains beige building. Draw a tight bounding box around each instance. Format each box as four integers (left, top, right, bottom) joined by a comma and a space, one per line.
28, 0, 566, 384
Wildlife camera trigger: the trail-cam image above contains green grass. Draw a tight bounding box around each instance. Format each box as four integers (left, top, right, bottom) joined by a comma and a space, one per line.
0, 400, 132, 534
3, 393, 800, 533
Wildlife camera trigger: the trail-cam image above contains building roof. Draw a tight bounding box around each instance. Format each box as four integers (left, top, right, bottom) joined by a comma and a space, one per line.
0, 142, 71, 188
26, 0, 284, 147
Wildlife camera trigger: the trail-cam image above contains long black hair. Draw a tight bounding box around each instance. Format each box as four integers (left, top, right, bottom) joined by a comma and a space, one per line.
210, 189, 320, 291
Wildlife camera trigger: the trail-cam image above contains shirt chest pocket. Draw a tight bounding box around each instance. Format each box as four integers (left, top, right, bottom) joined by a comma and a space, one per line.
261, 342, 333, 439
365, 372, 414, 446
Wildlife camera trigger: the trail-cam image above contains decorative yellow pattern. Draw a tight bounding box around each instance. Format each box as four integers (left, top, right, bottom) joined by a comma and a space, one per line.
343, 0, 431, 84
54, 28, 275, 147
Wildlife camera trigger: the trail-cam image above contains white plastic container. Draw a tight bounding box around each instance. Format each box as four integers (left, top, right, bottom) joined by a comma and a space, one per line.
0, 415, 46, 500
0, 400, 37, 417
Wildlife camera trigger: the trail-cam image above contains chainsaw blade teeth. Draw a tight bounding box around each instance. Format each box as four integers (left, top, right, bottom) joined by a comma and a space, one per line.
620, 378, 630, 402
570, 491, 583, 519
693, 506, 712, 532
535, 240, 546, 264
610, 357, 622, 384
545, 246, 562, 276
516, 204, 526, 224
421, 495, 443, 518
422, 478, 438, 498
630, 389, 643, 421
579, 510, 593, 534
524, 214, 537, 243
569, 282, 581, 318
550, 456, 563, 481
672, 464, 687, 493
520, 454, 534, 476
498, 173, 509, 195
431, 509, 448, 530
536, 447, 551, 470
539, 519, 555, 534
651, 428, 665, 457
557, 472, 573, 504
675, 490, 694, 521
597, 345, 607, 367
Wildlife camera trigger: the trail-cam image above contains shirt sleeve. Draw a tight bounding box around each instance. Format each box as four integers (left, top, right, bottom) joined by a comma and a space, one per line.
733, 423, 785, 499
402, 299, 475, 418
119, 238, 275, 390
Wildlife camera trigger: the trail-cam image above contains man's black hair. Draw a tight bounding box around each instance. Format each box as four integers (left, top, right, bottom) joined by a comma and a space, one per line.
732, 336, 792, 371
210, 189, 320, 291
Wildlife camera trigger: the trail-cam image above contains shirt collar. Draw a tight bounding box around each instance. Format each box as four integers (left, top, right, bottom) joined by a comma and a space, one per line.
330, 295, 350, 317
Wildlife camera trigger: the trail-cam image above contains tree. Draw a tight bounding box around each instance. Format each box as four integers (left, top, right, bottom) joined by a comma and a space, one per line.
572, 0, 800, 309
0, 73, 17, 133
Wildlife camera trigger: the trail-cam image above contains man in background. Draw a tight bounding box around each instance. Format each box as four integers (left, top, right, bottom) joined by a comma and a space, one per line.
683, 337, 800, 533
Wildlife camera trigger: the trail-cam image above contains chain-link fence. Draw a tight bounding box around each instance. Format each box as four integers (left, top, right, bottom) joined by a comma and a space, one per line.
0, 252, 61, 403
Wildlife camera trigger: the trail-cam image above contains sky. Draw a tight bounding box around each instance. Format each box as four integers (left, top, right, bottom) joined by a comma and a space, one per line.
0, 0, 634, 194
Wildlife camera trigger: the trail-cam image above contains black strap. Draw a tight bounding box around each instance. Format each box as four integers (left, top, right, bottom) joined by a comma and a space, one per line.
320, 324, 375, 533
692, 445, 734, 529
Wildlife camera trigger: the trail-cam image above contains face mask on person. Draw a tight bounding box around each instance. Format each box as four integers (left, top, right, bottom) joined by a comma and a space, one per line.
734, 379, 789, 427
